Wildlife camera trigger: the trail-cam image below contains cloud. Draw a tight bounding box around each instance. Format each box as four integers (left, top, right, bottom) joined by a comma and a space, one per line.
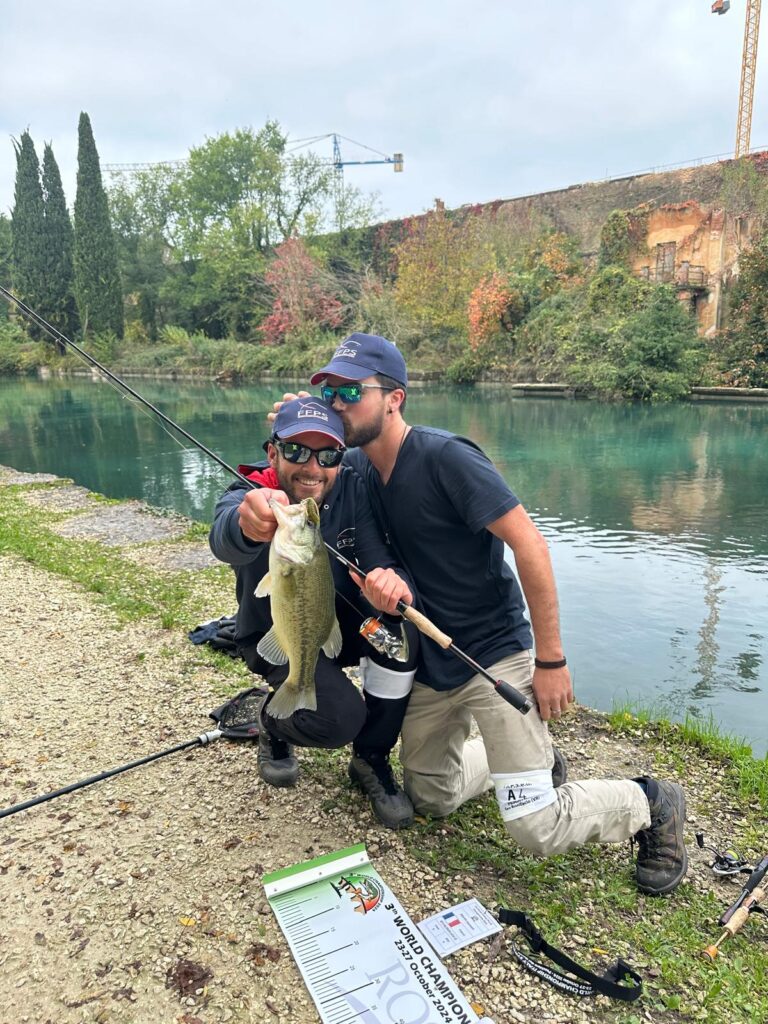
0, 0, 760, 221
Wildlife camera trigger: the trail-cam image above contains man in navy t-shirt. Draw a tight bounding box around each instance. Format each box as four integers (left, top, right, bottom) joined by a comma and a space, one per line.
267, 334, 688, 897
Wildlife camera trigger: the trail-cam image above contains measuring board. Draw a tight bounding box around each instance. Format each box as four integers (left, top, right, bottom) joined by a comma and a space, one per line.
264, 844, 491, 1024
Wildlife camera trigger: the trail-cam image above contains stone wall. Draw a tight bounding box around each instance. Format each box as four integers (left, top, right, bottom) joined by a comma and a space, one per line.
442, 153, 768, 332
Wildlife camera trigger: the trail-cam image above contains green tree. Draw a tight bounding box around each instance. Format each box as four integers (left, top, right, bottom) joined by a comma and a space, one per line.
42, 143, 79, 344
74, 112, 124, 337
11, 131, 47, 332
108, 167, 177, 339
106, 122, 338, 338
394, 207, 496, 336
721, 236, 768, 386
173, 123, 333, 258
521, 273, 704, 401
0, 214, 11, 321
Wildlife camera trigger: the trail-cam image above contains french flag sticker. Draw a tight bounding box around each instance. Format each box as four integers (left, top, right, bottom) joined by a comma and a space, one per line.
443, 912, 461, 928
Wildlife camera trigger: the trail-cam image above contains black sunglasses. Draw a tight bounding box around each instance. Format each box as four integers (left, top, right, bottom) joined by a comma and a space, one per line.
320, 382, 395, 404
272, 438, 345, 468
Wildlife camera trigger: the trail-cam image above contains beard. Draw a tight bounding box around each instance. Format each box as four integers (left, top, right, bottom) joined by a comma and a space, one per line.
275, 462, 334, 505
341, 405, 386, 448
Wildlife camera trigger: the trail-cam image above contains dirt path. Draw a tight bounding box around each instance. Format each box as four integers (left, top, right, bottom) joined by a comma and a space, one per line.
0, 473, 730, 1024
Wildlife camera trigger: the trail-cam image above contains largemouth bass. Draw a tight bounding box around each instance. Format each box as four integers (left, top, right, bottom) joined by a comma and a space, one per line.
255, 497, 342, 719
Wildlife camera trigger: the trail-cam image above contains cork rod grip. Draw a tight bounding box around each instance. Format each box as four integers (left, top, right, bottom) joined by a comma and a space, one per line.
726, 886, 766, 936
399, 605, 453, 648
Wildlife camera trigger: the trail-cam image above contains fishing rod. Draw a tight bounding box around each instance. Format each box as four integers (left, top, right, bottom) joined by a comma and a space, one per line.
0, 688, 267, 821
0, 286, 532, 714
701, 852, 768, 961
0, 732, 221, 821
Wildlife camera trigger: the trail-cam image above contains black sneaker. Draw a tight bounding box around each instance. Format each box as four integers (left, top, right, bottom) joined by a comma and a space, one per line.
348, 753, 414, 830
258, 706, 298, 788
634, 778, 688, 895
552, 746, 568, 788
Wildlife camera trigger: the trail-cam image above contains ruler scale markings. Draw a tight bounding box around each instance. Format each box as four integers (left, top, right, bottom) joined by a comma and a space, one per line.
315, 969, 348, 984
265, 848, 481, 1024
303, 942, 354, 965
320, 982, 374, 1005
332, 1010, 372, 1024
302, 907, 336, 922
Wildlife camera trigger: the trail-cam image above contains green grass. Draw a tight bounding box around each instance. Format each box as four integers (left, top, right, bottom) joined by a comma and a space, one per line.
2, 480, 767, 1023
608, 702, 768, 813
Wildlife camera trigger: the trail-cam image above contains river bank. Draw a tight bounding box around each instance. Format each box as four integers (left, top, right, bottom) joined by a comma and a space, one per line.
21, 364, 768, 402
0, 466, 766, 1024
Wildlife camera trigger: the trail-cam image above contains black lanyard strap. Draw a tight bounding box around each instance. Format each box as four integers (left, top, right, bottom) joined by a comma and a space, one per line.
498, 909, 643, 1002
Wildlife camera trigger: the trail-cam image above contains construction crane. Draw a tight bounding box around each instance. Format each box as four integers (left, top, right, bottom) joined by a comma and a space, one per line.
287, 133, 403, 178
105, 134, 404, 182
712, 0, 763, 157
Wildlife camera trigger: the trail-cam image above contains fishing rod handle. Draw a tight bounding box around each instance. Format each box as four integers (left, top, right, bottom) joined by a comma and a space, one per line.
494, 679, 533, 714
397, 603, 452, 648
720, 854, 768, 924
722, 890, 765, 937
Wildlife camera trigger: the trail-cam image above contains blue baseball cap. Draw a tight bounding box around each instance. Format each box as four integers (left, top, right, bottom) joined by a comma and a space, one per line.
310, 333, 408, 388
271, 397, 346, 446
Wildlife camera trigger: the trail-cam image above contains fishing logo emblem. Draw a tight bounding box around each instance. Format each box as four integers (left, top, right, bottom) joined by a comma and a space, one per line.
331, 873, 384, 915
333, 339, 361, 361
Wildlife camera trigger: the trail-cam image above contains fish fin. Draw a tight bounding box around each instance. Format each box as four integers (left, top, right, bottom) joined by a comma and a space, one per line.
267, 683, 318, 720
321, 617, 343, 660
254, 572, 272, 598
256, 627, 289, 665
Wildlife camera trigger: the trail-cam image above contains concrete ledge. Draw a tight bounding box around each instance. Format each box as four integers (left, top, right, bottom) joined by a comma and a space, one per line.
508, 383, 580, 398
690, 386, 768, 402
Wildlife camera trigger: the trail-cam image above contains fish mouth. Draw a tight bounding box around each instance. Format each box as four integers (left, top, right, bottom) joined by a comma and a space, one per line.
269, 497, 319, 563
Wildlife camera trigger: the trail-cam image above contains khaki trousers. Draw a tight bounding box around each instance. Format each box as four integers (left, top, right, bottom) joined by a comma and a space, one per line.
400, 651, 651, 856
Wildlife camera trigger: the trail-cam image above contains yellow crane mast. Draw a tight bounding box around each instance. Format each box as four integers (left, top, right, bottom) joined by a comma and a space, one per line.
713, 0, 763, 157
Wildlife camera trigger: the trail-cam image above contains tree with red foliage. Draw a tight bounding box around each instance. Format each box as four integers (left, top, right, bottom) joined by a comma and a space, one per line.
260, 238, 344, 345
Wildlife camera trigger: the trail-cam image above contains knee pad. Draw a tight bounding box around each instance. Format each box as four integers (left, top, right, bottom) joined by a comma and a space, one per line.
491, 769, 557, 823
360, 657, 415, 700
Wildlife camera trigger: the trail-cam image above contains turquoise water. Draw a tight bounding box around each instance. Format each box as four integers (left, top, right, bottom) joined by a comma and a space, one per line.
1, 375, 766, 757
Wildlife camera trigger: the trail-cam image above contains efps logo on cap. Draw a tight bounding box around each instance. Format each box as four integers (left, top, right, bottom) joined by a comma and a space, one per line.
297, 400, 331, 421
332, 338, 362, 361
272, 397, 346, 446
310, 333, 407, 387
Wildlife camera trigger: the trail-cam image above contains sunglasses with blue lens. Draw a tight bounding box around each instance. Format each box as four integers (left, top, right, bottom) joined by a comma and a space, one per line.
320, 382, 394, 404
273, 438, 345, 468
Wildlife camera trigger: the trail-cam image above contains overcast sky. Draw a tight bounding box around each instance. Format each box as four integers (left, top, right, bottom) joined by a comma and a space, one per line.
0, 1, 761, 223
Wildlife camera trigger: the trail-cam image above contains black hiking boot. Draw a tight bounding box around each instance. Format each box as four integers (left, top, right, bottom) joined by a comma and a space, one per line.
258, 705, 298, 788
552, 745, 568, 788
633, 778, 688, 895
349, 753, 414, 830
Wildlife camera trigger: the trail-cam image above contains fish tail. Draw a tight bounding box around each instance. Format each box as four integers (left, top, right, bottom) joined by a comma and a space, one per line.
266, 681, 318, 720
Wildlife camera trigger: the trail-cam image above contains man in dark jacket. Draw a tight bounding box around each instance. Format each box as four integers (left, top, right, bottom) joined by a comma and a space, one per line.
209, 397, 417, 829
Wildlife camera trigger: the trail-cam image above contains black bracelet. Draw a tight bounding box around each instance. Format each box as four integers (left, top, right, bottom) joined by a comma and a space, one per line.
534, 656, 567, 670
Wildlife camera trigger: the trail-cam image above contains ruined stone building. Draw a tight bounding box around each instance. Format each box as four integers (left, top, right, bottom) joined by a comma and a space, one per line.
471, 153, 768, 334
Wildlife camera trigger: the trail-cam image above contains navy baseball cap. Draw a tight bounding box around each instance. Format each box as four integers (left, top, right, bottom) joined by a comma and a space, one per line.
310, 333, 408, 387
270, 397, 346, 446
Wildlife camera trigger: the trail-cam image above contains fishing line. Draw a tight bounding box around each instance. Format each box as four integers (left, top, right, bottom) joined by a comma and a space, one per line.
0, 286, 531, 712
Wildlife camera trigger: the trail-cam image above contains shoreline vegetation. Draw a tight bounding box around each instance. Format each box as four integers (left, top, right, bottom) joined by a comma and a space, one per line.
6, 118, 768, 403
3, 351, 768, 404
1, 464, 766, 1022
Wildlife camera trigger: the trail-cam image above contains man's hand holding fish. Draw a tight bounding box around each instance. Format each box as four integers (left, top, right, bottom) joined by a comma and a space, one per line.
209, 397, 419, 830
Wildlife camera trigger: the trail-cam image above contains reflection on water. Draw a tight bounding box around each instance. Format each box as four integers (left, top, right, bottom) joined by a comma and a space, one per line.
0, 377, 766, 756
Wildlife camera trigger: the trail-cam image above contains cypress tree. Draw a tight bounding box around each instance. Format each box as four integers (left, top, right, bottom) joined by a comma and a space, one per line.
73, 112, 124, 337
42, 143, 79, 346
0, 215, 11, 321
11, 131, 47, 333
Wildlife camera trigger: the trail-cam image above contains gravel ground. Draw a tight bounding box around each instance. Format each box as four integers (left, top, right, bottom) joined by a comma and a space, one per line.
0, 475, 724, 1024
